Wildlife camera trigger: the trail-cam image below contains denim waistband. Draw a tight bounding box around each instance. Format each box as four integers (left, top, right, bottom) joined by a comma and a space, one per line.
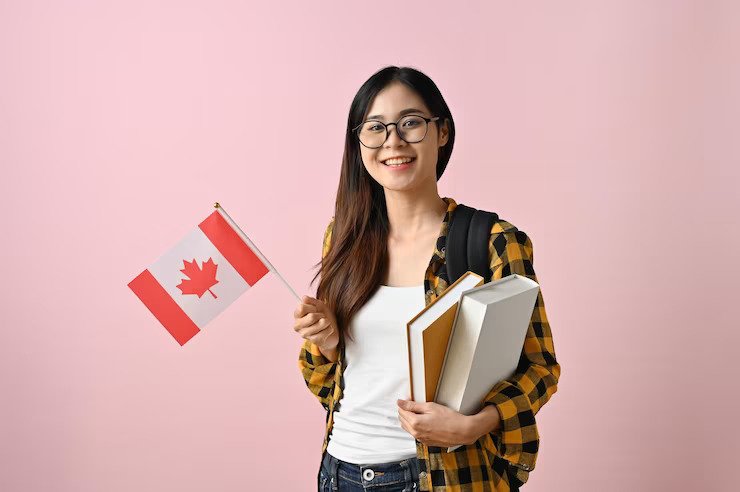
321, 450, 420, 491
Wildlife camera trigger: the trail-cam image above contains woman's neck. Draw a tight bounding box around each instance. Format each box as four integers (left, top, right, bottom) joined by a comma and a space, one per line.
384, 189, 447, 239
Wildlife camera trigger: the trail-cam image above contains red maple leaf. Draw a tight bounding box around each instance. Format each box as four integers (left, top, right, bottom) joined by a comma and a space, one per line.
176, 257, 219, 299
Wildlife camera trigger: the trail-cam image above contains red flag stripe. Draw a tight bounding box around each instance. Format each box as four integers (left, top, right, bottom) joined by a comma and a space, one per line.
199, 210, 270, 286
128, 269, 201, 346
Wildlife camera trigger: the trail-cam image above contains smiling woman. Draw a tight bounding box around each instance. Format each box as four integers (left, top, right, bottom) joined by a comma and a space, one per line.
294, 66, 560, 492
356, 83, 450, 201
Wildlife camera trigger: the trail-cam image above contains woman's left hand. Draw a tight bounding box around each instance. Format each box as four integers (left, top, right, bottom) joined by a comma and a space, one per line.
397, 398, 476, 447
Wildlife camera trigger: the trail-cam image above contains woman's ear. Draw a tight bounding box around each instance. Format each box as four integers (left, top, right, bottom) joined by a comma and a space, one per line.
439, 118, 450, 147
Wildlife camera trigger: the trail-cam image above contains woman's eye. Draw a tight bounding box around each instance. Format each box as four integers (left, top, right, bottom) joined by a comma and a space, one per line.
368, 124, 383, 132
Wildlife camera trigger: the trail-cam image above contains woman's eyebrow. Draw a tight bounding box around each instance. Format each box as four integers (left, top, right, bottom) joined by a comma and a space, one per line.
366, 107, 426, 121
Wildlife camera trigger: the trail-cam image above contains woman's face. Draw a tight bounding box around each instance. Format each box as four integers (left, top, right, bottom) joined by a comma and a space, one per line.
359, 81, 449, 193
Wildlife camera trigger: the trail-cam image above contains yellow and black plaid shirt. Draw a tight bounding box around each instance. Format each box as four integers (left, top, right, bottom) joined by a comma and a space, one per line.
298, 196, 561, 491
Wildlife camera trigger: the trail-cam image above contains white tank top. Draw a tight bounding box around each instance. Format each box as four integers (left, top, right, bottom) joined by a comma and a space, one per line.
327, 283, 426, 464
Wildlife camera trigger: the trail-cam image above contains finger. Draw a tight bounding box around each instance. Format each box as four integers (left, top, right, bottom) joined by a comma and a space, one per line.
294, 302, 319, 318
296, 312, 325, 331
308, 312, 326, 326
316, 326, 335, 345
294, 312, 322, 333
309, 319, 333, 338
302, 317, 333, 338
303, 295, 320, 305
305, 297, 331, 316
397, 406, 415, 425
310, 297, 329, 313
398, 410, 414, 436
398, 399, 419, 413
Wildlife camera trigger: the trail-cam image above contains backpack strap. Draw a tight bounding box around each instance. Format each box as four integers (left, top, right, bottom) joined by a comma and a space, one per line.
446, 203, 499, 284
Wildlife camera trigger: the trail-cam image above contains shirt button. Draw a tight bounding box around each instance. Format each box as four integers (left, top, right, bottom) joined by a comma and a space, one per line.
363, 469, 375, 481
426, 289, 434, 296
420, 471, 427, 480
441, 246, 445, 253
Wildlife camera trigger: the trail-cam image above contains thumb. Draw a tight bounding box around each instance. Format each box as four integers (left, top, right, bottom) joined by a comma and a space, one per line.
397, 399, 414, 411
304, 296, 328, 314
314, 298, 330, 314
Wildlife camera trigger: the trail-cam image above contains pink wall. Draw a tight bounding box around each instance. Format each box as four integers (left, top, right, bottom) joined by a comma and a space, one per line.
1, 1, 738, 490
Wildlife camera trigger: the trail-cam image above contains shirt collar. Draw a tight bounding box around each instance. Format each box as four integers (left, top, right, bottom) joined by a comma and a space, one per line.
434, 196, 458, 262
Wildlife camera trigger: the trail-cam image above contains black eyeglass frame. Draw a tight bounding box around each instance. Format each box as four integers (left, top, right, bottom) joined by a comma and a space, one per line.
352, 115, 440, 149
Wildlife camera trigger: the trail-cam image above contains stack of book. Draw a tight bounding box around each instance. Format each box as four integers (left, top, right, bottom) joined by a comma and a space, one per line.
405, 271, 540, 452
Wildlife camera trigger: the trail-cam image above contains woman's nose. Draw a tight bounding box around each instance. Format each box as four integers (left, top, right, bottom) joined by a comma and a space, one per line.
384, 123, 406, 147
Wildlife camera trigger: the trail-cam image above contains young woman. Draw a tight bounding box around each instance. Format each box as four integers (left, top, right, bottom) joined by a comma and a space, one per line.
294, 66, 561, 492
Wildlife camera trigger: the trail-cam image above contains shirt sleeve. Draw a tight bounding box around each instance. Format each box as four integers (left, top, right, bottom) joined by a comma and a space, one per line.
297, 217, 338, 412
481, 229, 562, 481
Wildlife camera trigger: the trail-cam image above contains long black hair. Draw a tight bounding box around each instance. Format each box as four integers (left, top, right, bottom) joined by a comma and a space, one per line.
311, 66, 456, 343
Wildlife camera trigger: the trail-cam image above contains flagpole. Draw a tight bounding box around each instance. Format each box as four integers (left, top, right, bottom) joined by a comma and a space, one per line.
214, 202, 301, 302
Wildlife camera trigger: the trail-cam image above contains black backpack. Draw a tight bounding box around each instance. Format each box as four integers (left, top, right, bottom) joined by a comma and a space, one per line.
445, 203, 499, 284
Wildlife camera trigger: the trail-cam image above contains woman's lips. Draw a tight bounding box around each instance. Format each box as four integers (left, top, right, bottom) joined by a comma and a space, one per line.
381, 157, 415, 170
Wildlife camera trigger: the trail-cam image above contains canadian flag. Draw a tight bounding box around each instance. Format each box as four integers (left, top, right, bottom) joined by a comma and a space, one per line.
128, 206, 272, 346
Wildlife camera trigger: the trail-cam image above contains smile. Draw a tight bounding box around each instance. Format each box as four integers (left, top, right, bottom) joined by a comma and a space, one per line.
382, 156, 416, 166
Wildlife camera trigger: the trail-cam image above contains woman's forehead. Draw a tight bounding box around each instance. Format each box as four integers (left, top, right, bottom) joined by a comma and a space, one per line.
365, 83, 430, 120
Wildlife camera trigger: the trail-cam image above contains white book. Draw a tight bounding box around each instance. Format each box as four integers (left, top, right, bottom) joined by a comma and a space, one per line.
433, 273, 540, 452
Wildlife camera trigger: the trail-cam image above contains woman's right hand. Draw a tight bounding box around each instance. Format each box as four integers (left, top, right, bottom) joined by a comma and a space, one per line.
293, 295, 339, 353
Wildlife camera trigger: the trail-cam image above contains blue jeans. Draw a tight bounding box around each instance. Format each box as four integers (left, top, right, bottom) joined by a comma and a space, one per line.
319, 450, 421, 492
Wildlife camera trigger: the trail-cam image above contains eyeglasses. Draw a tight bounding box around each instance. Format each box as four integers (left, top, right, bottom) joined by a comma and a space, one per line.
352, 114, 440, 149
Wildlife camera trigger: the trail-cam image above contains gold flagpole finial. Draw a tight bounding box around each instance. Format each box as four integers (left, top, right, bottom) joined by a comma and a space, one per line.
214, 202, 220, 208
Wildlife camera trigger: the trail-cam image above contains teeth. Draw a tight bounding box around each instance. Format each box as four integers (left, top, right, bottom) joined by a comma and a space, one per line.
383, 157, 414, 166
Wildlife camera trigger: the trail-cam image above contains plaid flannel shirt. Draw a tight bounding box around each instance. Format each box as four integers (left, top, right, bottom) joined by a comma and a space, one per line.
298, 196, 561, 491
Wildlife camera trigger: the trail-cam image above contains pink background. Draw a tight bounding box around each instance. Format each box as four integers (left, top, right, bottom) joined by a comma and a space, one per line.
1, 1, 738, 490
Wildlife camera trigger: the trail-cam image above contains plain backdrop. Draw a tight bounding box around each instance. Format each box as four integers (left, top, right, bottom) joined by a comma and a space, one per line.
1, 1, 738, 491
